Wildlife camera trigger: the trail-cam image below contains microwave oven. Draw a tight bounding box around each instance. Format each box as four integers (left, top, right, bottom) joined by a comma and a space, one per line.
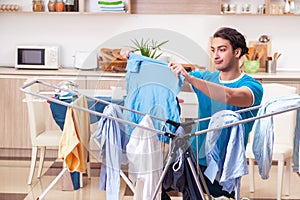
15, 45, 60, 69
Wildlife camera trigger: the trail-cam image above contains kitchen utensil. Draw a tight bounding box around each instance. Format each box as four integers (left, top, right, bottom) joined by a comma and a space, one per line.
256, 48, 265, 60
247, 47, 255, 60
259, 35, 270, 43
273, 52, 282, 60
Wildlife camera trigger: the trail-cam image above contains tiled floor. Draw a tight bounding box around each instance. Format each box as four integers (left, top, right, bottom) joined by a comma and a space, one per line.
1, 159, 300, 200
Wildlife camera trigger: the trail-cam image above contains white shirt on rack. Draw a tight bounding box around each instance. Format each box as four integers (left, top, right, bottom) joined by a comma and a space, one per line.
126, 115, 163, 200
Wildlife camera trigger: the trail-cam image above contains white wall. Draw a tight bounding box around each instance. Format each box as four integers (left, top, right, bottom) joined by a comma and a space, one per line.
1, 14, 300, 71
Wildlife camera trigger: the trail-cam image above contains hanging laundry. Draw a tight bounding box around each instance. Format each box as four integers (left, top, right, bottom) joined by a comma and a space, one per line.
124, 53, 184, 141
58, 95, 90, 173
126, 115, 163, 200
204, 110, 248, 200
93, 104, 128, 200
252, 94, 300, 179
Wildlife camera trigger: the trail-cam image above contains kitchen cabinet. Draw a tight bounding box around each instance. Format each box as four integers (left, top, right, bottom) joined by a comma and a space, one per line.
2, 68, 300, 159
0, 69, 125, 159
250, 72, 300, 93
0, 74, 87, 158
260, 80, 300, 93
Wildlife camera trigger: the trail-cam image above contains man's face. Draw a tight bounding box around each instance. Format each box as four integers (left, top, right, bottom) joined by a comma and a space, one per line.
211, 37, 237, 72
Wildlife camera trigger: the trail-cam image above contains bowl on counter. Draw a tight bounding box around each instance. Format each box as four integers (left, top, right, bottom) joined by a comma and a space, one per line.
244, 60, 260, 73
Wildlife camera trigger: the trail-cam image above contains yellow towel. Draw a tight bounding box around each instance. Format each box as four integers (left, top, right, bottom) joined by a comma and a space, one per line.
58, 95, 90, 173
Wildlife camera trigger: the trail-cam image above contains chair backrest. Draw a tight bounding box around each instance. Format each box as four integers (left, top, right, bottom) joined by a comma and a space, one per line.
24, 80, 46, 146
262, 83, 297, 146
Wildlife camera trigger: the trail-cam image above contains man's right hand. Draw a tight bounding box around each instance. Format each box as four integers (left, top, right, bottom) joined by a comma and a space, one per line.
169, 62, 189, 78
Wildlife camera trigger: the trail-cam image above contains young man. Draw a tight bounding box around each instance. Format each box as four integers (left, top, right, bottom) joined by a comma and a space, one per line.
169, 27, 263, 198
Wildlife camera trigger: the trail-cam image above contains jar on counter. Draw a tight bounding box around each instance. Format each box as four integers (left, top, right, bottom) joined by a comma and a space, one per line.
48, 0, 56, 12
271, 4, 277, 14
55, 0, 64, 12
242, 4, 250, 13
33, 0, 44, 12
278, 4, 284, 14
64, 0, 74, 12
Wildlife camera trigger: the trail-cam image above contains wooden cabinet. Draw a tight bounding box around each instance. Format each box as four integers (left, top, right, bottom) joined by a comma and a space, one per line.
0, 76, 29, 149
260, 80, 300, 94
0, 76, 87, 149
251, 72, 300, 94
1, 69, 300, 159
0, 70, 126, 159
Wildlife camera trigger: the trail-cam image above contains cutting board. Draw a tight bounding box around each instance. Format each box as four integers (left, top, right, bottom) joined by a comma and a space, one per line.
248, 41, 271, 72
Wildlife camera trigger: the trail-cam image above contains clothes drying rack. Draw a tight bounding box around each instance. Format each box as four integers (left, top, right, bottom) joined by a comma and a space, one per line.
21, 79, 193, 200
20, 79, 300, 200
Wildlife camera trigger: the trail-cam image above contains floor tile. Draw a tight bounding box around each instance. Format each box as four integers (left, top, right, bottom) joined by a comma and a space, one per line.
1, 159, 300, 200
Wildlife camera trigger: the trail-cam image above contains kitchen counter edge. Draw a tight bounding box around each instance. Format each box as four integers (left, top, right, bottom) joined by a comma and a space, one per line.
1, 68, 300, 81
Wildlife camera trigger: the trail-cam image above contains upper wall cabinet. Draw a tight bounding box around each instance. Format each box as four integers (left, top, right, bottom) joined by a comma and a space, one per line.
130, 0, 219, 14
219, 0, 300, 15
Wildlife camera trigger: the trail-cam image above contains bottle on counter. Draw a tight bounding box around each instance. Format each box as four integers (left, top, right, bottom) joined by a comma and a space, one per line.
271, 4, 277, 14
278, 4, 284, 14
290, 0, 295, 13
284, 0, 291, 13
64, 0, 74, 11
74, 0, 78, 11
55, 0, 64, 11
48, 0, 56, 12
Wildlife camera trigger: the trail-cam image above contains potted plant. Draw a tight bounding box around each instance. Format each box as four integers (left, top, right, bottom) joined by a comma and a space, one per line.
129, 38, 169, 59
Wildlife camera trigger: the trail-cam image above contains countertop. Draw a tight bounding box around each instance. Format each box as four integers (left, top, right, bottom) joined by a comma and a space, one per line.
1, 67, 300, 81
0, 67, 126, 78
248, 72, 300, 81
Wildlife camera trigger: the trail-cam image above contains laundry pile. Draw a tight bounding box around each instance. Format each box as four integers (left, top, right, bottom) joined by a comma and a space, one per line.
98, 0, 125, 12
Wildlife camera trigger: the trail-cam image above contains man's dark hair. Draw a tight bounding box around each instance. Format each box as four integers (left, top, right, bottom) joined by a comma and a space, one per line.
213, 27, 248, 58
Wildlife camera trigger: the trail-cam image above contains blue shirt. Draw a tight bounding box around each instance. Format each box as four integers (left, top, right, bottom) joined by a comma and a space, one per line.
204, 110, 248, 199
124, 53, 184, 140
189, 70, 263, 166
252, 95, 300, 179
94, 104, 128, 200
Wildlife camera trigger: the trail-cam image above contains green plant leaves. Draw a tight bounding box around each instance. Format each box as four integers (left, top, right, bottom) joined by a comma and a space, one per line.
129, 38, 169, 59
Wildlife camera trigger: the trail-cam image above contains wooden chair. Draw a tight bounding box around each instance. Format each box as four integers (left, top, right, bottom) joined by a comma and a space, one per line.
25, 82, 62, 185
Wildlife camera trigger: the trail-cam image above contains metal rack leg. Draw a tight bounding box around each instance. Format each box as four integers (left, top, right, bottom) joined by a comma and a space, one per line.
186, 152, 206, 200
151, 153, 175, 200
37, 168, 68, 200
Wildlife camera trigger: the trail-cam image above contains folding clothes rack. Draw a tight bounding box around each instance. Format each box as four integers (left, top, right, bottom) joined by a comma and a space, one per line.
21, 79, 187, 200
20, 79, 300, 200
